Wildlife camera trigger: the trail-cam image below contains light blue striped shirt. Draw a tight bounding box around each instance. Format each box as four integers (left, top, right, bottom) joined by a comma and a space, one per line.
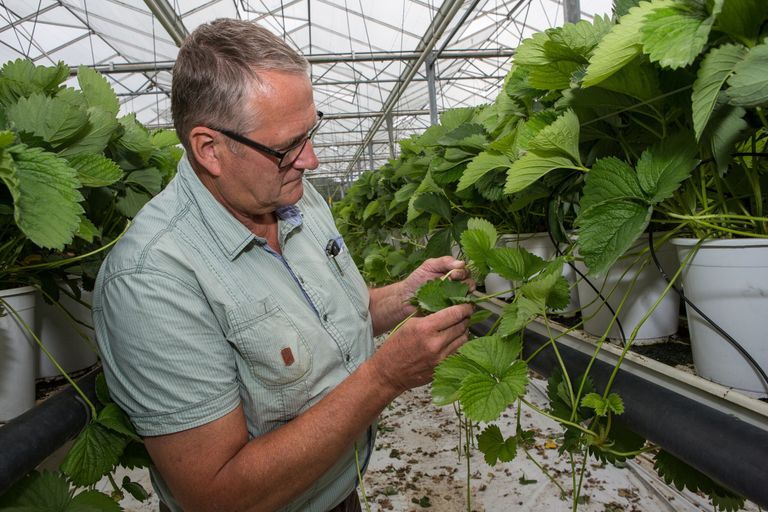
93, 155, 375, 511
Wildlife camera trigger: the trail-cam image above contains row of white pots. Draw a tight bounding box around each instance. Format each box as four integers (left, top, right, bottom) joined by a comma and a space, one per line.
482, 233, 768, 398
0, 285, 97, 422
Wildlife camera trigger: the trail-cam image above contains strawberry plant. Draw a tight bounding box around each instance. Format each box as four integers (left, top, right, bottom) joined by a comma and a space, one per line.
0, 59, 179, 508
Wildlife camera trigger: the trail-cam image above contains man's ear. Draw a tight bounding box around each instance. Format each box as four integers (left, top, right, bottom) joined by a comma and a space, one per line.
189, 126, 225, 177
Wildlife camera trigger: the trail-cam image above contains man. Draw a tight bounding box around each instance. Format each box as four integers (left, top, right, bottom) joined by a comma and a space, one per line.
93, 19, 473, 512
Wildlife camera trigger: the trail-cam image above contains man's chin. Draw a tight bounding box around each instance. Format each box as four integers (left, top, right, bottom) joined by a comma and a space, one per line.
280, 179, 304, 204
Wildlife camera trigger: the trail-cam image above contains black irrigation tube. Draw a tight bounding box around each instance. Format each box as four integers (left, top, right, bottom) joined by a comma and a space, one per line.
0, 368, 99, 495
471, 317, 768, 508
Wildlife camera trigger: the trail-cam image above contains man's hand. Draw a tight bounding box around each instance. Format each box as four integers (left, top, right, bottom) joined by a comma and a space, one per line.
369, 256, 475, 336
369, 303, 474, 394
400, 256, 475, 315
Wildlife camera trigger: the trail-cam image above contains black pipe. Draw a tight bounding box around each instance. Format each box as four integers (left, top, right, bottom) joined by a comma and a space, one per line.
473, 318, 768, 508
0, 368, 99, 495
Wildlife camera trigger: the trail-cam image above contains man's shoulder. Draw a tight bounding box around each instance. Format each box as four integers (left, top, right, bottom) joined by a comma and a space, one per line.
99, 183, 196, 280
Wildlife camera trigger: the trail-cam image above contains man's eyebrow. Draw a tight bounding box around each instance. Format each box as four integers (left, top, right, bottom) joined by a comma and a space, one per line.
277, 114, 318, 149
278, 131, 307, 150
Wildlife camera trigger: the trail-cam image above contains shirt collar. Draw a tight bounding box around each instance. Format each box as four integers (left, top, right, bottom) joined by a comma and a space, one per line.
177, 154, 304, 260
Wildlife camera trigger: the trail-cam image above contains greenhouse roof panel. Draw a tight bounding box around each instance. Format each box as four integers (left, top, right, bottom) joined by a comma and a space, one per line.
0, 0, 613, 182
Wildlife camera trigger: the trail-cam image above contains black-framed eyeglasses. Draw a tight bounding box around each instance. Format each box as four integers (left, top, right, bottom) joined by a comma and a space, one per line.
211, 111, 324, 169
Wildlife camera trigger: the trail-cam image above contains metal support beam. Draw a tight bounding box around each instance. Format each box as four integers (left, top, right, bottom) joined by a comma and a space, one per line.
306, 48, 514, 63
426, 51, 439, 126
73, 48, 515, 75
385, 114, 395, 159
148, 108, 434, 130
324, 109, 431, 121
143, 0, 189, 47
0, 3, 59, 34
342, 0, 467, 178
367, 142, 375, 169
314, 140, 391, 149
564, 0, 581, 23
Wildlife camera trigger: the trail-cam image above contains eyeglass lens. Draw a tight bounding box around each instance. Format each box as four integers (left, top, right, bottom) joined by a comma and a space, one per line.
279, 139, 311, 168
278, 117, 322, 168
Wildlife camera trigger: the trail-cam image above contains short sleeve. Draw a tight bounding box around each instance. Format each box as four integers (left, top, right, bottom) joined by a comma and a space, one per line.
93, 270, 240, 436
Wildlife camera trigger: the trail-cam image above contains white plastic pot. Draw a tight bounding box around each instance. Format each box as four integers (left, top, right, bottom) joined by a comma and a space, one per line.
575, 235, 679, 344
484, 272, 513, 300
0, 286, 38, 422
671, 238, 768, 397
36, 288, 97, 379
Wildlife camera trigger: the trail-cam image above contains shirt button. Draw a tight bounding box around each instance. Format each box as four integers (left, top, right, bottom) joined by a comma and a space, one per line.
322, 313, 328, 322
345, 354, 351, 362
298, 276, 305, 283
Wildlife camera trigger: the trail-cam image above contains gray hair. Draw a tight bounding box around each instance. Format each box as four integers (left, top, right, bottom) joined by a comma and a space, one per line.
171, 18, 310, 152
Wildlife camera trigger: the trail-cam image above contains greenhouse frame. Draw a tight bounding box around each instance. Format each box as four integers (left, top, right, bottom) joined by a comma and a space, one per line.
0, 1, 767, 511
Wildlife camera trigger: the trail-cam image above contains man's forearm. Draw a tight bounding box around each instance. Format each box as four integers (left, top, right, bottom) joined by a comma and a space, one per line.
368, 281, 410, 336
150, 359, 400, 512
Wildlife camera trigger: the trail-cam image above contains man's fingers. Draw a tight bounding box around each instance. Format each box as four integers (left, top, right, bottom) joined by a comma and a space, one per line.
423, 256, 467, 275
430, 303, 474, 330
441, 331, 471, 359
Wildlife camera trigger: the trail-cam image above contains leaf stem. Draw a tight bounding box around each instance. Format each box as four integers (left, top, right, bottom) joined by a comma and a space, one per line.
355, 443, 372, 512
519, 398, 596, 437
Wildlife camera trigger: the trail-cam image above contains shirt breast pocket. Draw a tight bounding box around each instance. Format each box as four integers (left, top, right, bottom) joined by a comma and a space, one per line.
226, 297, 312, 387
328, 245, 370, 320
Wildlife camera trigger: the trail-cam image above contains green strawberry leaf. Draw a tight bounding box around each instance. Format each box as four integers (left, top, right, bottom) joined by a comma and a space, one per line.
459, 360, 528, 422
486, 246, 547, 282
640, 0, 721, 69
583, 1, 674, 87
58, 107, 120, 158
477, 424, 518, 465
61, 422, 128, 486
497, 298, 541, 337
579, 156, 645, 213
654, 450, 745, 512
97, 403, 140, 441
457, 335, 522, 375
461, 229, 495, 277
0, 59, 68, 105
76, 215, 100, 243
116, 186, 152, 218
413, 192, 452, 221
119, 441, 152, 470
411, 278, 471, 313
576, 197, 651, 276
527, 110, 581, 163
0, 470, 71, 510
77, 65, 119, 116
590, 421, 646, 465
457, 151, 512, 191
432, 354, 481, 406
122, 476, 150, 502
504, 153, 576, 195
69, 490, 122, 511
7, 93, 88, 148
3, 145, 84, 250
726, 41, 768, 108
67, 153, 123, 187
636, 132, 699, 203
581, 392, 609, 416
692, 44, 749, 141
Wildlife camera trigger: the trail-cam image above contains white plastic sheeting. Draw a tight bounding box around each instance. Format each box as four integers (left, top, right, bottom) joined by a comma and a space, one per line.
0, 0, 613, 181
